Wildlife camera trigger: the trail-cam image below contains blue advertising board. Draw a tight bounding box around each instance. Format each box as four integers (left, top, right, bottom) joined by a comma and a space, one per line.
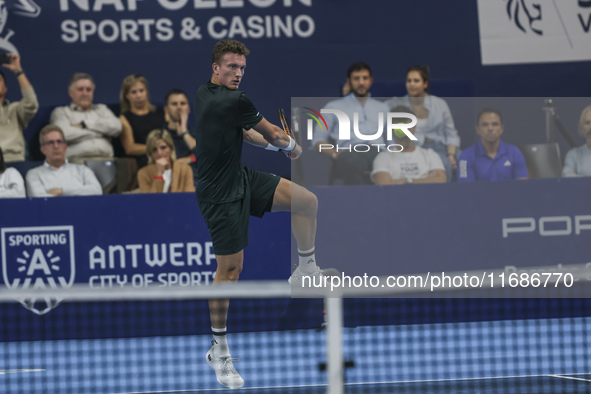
1, 178, 590, 341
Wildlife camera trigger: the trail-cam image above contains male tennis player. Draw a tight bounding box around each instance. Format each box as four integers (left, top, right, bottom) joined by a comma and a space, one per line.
195, 39, 323, 389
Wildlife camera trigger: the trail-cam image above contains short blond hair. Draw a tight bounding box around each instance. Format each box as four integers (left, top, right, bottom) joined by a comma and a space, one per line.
145, 129, 176, 164
39, 124, 65, 145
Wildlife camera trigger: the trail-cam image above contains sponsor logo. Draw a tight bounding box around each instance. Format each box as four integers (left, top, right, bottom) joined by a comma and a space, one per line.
479, 0, 591, 64
0, 0, 40, 54
304, 107, 416, 153
502, 215, 591, 238
505, 0, 543, 35
1, 226, 75, 315
504, 160, 512, 167
506, 0, 591, 36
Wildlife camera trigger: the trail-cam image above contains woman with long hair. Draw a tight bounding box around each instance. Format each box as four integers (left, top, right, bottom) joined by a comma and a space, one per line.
119, 74, 165, 169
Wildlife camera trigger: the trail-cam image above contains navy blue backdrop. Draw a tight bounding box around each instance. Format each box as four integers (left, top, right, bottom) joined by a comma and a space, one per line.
2, 1, 589, 155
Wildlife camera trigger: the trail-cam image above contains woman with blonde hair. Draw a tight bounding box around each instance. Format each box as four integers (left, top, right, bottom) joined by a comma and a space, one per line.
119, 74, 165, 169
137, 129, 195, 193
562, 105, 591, 177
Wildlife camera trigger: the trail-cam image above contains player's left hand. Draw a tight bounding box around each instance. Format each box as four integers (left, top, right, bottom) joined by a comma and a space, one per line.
285, 144, 302, 160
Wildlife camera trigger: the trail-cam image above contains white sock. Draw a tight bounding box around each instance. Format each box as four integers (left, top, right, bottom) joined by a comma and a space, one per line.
298, 247, 317, 274
212, 327, 230, 357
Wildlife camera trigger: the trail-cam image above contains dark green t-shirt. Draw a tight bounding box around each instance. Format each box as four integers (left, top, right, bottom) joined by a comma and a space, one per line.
194, 81, 263, 203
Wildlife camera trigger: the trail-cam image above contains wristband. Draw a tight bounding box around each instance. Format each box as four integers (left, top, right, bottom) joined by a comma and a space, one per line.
80, 120, 87, 129
179, 131, 188, 138
15, 70, 24, 77
284, 136, 296, 152
189, 153, 196, 163
265, 143, 280, 151
153, 175, 164, 180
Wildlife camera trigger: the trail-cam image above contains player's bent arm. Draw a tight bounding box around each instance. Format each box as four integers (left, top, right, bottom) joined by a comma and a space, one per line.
119, 115, 147, 156
242, 128, 269, 148
252, 117, 291, 148
413, 169, 447, 184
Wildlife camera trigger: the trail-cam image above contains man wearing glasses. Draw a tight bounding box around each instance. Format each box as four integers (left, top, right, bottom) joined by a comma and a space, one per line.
25, 124, 102, 197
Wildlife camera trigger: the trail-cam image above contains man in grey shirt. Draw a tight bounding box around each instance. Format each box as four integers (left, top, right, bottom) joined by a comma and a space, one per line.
26, 125, 102, 197
0, 53, 39, 162
50, 73, 121, 164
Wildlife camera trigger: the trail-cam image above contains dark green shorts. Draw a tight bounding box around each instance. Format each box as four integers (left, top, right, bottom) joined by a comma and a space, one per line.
197, 167, 281, 256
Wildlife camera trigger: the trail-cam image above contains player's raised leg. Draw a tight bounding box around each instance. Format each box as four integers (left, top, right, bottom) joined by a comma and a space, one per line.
206, 251, 245, 389
272, 178, 322, 281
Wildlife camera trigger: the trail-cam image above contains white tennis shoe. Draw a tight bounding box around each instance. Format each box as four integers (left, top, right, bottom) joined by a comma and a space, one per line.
288, 265, 324, 285
206, 341, 244, 389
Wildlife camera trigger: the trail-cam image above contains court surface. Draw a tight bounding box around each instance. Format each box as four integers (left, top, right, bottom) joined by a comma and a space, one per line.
1, 316, 590, 393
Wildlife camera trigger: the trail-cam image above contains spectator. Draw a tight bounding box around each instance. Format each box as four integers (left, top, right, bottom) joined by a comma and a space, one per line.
457, 108, 528, 181
163, 89, 198, 184
386, 66, 460, 182
137, 129, 195, 193
372, 106, 446, 185
119, 74, 165, 169
49, 73, 121, 164
0, 53, 38, 162
562, 105, 591, 177
0, 146, 25, 198
26, 125, 102, 197
311, 62, 388, 185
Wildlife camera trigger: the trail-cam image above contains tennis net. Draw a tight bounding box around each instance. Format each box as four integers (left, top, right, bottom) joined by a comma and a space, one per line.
1, 281, 591, 393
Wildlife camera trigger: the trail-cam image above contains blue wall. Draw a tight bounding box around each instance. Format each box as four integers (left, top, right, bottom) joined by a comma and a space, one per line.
3, 0, 589, 156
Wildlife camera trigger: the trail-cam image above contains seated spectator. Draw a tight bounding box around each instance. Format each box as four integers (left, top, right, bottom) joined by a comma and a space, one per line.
163, 89, 198, 184
372, 106, 446, 185
385, 65, 460, 182
457, 108, 528, 181
26, 125, 102, 197
311, 62, 387, 185
49, 73, 122, 164
0, 146, 25, 198
562, 105, 591, 177
0, 53, 39, 162
119, 74, 165, 169
137, 129, 195, 193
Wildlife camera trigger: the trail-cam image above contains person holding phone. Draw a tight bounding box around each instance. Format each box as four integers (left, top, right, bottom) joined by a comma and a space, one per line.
0, 53, 39, 162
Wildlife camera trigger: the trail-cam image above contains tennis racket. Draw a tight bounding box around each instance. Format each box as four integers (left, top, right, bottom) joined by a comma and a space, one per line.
278, 107, 296, 158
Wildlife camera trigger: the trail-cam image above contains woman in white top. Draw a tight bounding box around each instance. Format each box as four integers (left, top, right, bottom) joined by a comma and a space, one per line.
562, 105, 591, 177
0, 147, 25, 198
386, 65, 461, 182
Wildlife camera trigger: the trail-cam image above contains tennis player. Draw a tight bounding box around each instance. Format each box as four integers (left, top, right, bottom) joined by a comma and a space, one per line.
195, 39, 323, 389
